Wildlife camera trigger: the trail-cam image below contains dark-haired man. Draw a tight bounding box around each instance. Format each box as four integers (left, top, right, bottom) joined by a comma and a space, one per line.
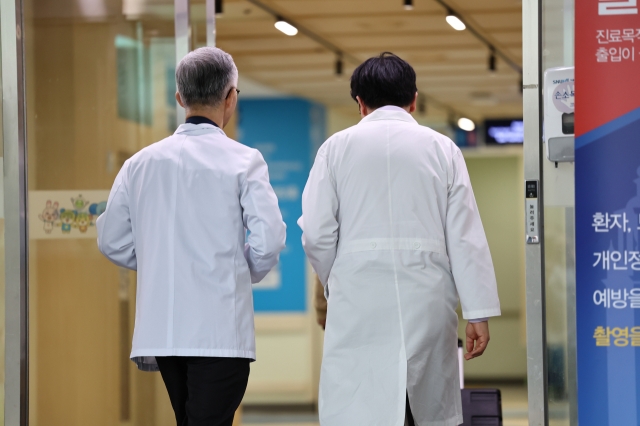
298, 53, 501, 426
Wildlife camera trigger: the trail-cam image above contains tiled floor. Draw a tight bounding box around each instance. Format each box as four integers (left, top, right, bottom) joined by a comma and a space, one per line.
243, 383, 529, 426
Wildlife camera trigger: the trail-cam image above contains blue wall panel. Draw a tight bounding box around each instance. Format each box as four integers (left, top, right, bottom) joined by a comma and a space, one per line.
238, 98, 325, 313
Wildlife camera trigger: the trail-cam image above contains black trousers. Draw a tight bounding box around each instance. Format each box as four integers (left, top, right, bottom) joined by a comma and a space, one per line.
156, 356, 250, 426
406, 393, 416, 426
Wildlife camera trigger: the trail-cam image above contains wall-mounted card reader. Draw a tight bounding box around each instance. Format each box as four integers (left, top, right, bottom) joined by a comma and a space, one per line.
543, 66, 575, 163
526, 180, 540, 244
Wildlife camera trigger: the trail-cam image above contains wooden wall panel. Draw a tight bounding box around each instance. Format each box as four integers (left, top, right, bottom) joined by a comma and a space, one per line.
33, 241, 120, 425
28, 19, 174, 426
29, 21, 121, 426
26, 9, 249, 424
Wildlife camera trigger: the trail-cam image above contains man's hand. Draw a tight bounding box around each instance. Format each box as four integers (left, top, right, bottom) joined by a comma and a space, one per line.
317, 317, 326, 330
465, 321, 490, 360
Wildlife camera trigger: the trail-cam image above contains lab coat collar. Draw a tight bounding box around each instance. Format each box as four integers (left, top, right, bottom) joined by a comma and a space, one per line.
174, 123, 227, 136
359, 107, 418, 125
186, 115, 220, 128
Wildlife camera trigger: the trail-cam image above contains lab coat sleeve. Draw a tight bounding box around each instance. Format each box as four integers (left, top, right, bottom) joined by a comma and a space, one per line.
445, 151, 501, 320
298, 148, 339, 290
96, 162, 137, 270
241, 150, 287, 284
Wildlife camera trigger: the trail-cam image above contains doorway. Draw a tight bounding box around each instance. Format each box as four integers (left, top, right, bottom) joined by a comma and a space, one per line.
1, 0, 532, 424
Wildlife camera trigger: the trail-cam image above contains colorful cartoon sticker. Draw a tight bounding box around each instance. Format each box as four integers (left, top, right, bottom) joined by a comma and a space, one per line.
36, 194, 107, 236
38, 200, 59, 234
59, 209, 77, 234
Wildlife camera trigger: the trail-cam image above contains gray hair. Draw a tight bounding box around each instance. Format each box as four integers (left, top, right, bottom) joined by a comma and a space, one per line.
176, 47, 238, 108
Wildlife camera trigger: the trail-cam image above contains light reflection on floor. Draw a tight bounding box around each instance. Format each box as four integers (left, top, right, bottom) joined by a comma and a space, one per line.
243, 383, 531, 426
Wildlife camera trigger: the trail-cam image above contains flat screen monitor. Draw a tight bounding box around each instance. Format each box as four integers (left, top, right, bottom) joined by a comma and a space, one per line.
484, 119, 524, 145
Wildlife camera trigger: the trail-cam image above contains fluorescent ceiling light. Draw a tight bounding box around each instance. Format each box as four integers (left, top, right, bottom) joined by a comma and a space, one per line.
458, 118, 475, 131
275, 19, 298, 36
446, 14, 466, 31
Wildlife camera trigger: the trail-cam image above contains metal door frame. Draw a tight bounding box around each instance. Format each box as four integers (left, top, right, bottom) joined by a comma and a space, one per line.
1, 0, 29, 421
523, 0, 549, 425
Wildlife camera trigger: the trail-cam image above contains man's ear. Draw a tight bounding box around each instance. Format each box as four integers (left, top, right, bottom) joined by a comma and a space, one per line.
409, 92, 418, 113
356, 96, 365, 116
226, 91, 235, 109
175, 92, 185, 109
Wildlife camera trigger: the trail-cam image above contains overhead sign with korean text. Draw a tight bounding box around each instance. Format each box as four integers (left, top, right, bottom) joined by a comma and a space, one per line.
575, 1, 640, 424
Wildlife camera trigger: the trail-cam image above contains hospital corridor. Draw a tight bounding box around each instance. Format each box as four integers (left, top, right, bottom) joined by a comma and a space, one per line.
0, 0, 618, 425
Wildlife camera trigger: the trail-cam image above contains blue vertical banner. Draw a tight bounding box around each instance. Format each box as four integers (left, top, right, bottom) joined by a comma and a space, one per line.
576, 2, 640, 424
238, 98, 325, 313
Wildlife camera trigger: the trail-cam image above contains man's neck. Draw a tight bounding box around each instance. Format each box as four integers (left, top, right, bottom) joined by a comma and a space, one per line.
186, 116, 219, 128
185, 107, 225, 128
361, 104, 411, 118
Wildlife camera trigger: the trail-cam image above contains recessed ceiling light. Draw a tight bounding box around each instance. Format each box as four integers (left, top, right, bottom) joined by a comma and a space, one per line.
458, 118, 475, 131
446, 14, 466, 31
275, 18, 298, 36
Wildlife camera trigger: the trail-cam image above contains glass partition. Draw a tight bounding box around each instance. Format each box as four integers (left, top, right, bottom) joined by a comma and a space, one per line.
541, 0, 576, 425
23, 0, 177, 423
0, 37, 5, 424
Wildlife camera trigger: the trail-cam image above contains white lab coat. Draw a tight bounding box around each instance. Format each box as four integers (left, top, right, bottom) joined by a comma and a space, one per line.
97, 123, 286, 368
299, 108, 500, 426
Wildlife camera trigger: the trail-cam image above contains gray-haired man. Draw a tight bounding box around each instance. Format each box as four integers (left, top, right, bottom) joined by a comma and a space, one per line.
97, 47, 286, 426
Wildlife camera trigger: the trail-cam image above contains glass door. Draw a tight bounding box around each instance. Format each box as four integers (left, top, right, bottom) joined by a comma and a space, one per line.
541, 1, 576, 425
523, 0, 577, 425
23, 0, 178, 423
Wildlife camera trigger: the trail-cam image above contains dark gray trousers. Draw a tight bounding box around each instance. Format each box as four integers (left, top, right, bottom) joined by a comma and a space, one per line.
406, 393, 416, 426
156, 356, 250, 426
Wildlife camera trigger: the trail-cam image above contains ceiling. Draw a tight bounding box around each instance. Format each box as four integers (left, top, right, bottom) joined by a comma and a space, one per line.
33, 0, 524, 124
202, 0, 524, 123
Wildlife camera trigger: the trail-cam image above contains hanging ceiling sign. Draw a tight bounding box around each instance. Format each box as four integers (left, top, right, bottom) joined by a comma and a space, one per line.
575, 2, 640, 425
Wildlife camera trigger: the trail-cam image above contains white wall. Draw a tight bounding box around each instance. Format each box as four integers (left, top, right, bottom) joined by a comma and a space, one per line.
460, 147, 527, 379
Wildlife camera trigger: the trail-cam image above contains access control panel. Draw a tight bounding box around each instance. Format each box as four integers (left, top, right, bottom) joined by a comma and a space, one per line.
525, 180, 539, 244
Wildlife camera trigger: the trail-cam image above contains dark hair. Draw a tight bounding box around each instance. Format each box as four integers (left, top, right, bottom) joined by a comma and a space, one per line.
350, 52, 417, 109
